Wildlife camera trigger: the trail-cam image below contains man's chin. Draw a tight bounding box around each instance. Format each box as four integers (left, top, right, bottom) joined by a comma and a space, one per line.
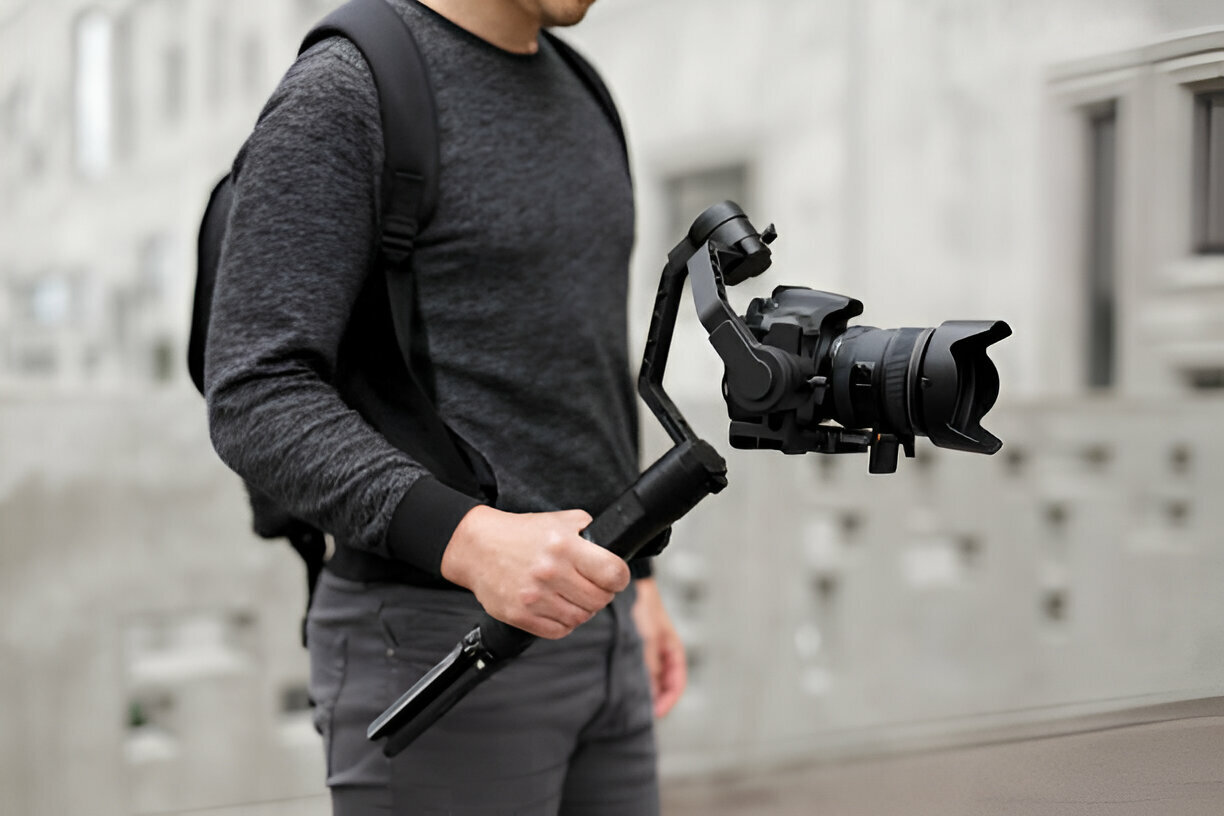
542, 0, 597, 28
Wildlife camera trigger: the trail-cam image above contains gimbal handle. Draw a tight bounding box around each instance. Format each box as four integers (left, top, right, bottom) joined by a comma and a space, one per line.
368, 439, 727, 756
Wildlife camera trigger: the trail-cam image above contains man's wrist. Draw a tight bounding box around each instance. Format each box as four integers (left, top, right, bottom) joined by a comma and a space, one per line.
439, 504, 499, 589
634, 575, 660, 598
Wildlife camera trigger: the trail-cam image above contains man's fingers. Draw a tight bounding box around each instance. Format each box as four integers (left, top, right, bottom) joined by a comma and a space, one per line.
503, 606, 587, 640
569, 538, 631, 593
556, 509, 628, 594
655, 638, 687, 717
536, 526, 622, 610
512, 590, 599, 640
542, 594, 596, 632
517, 616, 569, 641
450, 506, 627, 642
644, 642, 663, 704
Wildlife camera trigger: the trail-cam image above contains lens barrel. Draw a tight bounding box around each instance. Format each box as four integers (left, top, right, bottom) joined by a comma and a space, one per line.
829, 320, 1012, 454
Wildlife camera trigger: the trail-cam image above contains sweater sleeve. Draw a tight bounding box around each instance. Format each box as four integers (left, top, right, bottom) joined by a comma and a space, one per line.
204, 39, 480, 576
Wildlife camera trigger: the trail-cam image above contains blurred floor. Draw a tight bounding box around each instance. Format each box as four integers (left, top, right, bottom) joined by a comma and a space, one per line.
660, 697, 1224, 816
108, 699, 1224, 815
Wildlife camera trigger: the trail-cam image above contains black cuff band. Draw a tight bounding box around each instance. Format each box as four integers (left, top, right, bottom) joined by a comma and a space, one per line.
386, 476, 484, 576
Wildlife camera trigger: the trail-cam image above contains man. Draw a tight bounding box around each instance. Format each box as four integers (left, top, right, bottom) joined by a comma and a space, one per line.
204, 0, 685, 812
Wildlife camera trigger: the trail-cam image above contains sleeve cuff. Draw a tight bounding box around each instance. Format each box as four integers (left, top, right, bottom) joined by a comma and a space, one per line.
385, 476, 484, 576
630, 557, 654, 579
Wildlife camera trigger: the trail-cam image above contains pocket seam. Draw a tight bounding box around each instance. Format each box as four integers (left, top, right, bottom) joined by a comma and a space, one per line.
311, 629, 348, 779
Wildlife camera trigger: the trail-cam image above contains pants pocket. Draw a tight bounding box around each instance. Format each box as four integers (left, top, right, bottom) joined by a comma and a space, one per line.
377, 594, 482, 666
306, 623, 348, 775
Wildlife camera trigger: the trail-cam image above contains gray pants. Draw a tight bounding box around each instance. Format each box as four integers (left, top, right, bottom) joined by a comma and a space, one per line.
306, 570, 659, 815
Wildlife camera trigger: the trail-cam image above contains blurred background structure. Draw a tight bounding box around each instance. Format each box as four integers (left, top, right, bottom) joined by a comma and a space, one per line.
2, 0, 1224, 814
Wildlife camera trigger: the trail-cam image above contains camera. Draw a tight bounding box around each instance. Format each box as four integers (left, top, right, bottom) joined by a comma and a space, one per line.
654, 201, 1011, 473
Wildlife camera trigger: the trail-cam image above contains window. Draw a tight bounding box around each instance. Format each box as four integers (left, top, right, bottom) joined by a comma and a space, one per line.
659, 163, 752, 401
206, 17, 228, 107
28, 277, 74, 326
1194, 91, 1224, 253
1184, 367, 1224, 390
73, 10, 114, 176
137, 233, 175, 302
124, 611, 252, 684
162, 44, 186, 123
280, 683, 313, 715
112, 13, 135, 159
1084, 103, 1117, 389
241, 33, 264, 97
14, 346, 56, 376
125, 692, 178, 763
0, 82, 28, 142
9, 275, 74, 326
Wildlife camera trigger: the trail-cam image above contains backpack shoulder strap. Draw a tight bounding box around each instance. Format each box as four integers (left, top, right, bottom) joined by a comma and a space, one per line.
541, 30, 629, 169
299, 0, 486, 498
301, 0, 440, 251
191, 0, 436, 398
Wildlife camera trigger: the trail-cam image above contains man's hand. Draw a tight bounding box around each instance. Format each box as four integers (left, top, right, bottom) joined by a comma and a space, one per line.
440, 505, 630, 640
631, 577, 687, 717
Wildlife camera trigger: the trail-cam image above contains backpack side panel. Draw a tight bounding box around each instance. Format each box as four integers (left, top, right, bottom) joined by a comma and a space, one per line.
188, 175, 234, 395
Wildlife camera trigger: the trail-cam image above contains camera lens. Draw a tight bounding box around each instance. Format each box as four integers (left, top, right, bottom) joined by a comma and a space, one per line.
829, 320, 1011, 453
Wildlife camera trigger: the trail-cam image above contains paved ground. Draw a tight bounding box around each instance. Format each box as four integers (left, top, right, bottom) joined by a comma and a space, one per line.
169, 698, 1224, 815
660, 698, 1224, 816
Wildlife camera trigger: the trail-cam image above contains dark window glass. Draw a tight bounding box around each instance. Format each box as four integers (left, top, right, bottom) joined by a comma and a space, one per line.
281, 684, 313, 714
151, 337, 175, 383
1184, 367, 1224, 390
1194, 92, 1224, 253
1085, 103, 1117, 389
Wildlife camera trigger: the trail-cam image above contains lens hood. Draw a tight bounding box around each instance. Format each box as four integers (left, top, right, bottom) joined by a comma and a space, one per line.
916, 320, 1012, 453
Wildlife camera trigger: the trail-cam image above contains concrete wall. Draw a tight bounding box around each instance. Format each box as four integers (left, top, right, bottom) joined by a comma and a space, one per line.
0, 395, 325, 815
2, 0, 1224, 812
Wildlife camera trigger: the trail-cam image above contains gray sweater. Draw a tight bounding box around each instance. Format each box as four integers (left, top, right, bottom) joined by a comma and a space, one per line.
205, 0, 645, 582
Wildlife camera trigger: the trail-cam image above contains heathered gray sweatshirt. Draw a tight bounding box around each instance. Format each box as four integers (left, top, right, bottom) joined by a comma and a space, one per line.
205, 0, 646, 582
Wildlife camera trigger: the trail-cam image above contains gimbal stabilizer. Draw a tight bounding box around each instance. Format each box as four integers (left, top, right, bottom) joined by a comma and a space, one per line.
368, 202, 1011, 756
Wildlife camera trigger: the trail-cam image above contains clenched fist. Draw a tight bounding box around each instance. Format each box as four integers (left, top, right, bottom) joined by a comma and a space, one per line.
439, 505, 630, 639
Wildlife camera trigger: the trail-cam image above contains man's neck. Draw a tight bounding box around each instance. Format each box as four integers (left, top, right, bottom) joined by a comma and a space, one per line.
416, 0, 543, 55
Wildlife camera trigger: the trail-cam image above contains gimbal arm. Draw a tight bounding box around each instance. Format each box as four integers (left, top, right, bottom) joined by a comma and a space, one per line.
368, 202, 772, 756
639, 202, 783, 442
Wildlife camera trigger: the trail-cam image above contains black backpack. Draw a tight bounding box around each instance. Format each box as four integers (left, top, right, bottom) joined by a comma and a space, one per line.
187, 0, 628, 642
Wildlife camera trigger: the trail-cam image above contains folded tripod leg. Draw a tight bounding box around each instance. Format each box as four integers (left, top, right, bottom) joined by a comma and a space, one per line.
368, 438, 727, 757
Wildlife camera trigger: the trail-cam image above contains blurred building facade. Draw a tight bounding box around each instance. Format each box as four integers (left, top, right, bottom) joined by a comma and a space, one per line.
1, 0, 1223, 813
